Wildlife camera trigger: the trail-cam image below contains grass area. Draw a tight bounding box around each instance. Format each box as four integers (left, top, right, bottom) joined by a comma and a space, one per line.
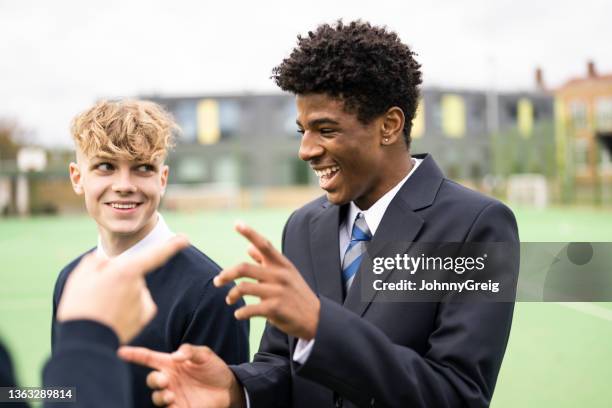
0, 206, 611, 407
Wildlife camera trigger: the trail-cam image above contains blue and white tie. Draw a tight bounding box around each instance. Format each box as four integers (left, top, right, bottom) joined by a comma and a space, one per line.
342, 213, 372, 292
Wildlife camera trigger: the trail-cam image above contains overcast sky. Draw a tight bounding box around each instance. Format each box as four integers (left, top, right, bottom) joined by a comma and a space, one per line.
1, 0, 610, 147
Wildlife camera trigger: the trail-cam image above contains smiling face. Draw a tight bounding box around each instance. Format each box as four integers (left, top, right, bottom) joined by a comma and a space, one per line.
69, 150, 168, 248
297, 93, 401, 210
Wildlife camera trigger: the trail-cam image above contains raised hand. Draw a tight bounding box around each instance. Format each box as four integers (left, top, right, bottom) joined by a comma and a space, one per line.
118, 344, 245, 408
214, 222, 320, 340
57, 235, 189, 344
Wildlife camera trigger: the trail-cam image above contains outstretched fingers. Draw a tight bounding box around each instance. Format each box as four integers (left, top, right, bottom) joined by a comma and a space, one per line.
226, 281, 277, 305
146, 371, 170, 390
214, 262, 264, 287
152, 389, 175, 406
234, 222, 284, 264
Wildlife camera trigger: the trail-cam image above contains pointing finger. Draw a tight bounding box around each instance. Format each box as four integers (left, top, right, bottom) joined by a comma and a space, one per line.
234, 222, 283, 264
117, 346, 171, 370
111, 235, 189, 278
247, 244, 264, 264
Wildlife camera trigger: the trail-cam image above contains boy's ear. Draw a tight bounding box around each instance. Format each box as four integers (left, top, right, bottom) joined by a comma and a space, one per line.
380, 106, 405, 146
69, 162, 83, 195
160, 165, 169, 196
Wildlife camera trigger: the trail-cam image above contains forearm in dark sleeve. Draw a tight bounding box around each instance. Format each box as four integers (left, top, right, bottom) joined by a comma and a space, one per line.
43, 320, 132, 408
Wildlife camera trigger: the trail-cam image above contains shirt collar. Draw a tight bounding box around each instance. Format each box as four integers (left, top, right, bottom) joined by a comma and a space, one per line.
347, 157, 422, 236
96, 212, 175, 259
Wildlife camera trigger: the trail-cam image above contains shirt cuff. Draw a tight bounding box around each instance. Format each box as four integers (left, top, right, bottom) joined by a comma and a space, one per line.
292, 338, 315, 365
54, 319, 119, 352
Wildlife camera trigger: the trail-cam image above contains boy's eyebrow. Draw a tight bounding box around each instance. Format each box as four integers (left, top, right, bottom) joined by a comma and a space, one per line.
296, 118, 340, 128
91, 152, 116, 160
90, 154, 116, 161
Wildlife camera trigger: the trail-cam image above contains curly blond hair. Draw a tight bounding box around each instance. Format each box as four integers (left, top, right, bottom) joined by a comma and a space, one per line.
71, 99, 178, 162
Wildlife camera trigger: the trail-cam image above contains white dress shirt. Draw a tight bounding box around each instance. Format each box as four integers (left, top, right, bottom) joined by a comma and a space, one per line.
96, 213, 175, 259
293, 157, 423, 364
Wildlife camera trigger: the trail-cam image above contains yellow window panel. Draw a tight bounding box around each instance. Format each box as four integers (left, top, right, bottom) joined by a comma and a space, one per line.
197, 99, 220, 144
554, 97, 568, 169
518, 98, 534, 138
441, 94, 465, 138
412, 99, 425, 139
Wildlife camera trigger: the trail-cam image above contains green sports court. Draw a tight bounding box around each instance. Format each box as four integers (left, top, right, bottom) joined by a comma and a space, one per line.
1, 206, 611, 407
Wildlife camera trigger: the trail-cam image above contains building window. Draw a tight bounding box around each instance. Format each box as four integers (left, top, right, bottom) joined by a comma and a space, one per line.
411, 99, 425, 138
517, 98, 534, 137
595, 98, 612, 131
176, 157, 208, 183
292, 158, 310, 185
600, 144, 612, 172
172, 101, 197, 143
195, 99, 242, 144
441, 94, 466, 138
504, 100, 518, 122
468, 97, 485, 132
219, 100, 241, 137
569, 100, 588, 130
197, 99, 221, 145
214, 156, 239, 185
574, 138, 589, 172
283, 101, 299, 137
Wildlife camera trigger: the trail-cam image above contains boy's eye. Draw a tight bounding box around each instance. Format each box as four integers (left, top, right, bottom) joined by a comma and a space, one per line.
95, 162, 114, 171
136, 164, 155, 172
297, 128, 305, 135
319, 128, 336, 135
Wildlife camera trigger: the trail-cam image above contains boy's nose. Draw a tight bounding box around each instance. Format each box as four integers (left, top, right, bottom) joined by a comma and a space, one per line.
298, 131, 324, 162
112, 172, 137, 194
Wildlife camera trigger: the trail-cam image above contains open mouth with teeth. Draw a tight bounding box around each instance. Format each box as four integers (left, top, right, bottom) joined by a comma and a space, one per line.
105, 202, 142, 212
313, 165, 341, 190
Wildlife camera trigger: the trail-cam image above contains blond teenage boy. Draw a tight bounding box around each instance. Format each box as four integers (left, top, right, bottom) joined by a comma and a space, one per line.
51, 100, 248, 408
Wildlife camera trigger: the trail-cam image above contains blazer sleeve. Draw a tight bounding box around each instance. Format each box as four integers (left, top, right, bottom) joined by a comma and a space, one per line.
230, 212, 297, 408
0, 342, 30, 408
180, 279, 250, 365
43, 320, 132, 408
295, 202, 519, 408
0, 341, 17, 387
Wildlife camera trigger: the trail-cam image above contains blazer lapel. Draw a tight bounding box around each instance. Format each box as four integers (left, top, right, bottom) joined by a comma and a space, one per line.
309, 203, 344, 304
343, 198, 424, 315
343, 154, 445, 316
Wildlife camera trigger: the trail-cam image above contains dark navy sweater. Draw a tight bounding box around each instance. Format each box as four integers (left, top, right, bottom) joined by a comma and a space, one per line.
52, 245, 249, 408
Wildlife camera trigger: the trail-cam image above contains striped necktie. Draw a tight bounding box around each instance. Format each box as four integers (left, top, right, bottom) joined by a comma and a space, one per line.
342, 213, 372, 292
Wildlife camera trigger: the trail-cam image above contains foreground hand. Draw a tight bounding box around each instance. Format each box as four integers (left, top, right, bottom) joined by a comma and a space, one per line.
214, 222, 320, 340
118, 344, 245, 408
57, 235, 189, 343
